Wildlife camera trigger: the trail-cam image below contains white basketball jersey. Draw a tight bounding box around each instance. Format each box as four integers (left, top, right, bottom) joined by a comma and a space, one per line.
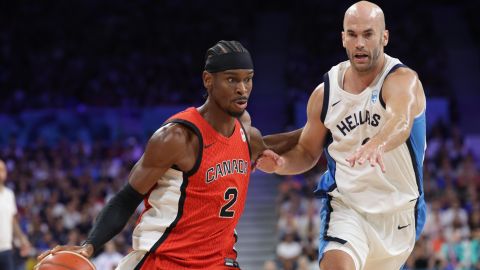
317, 54, 426, 221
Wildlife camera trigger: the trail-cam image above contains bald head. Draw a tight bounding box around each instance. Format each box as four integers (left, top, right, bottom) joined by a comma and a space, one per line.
344, 1, 385, 31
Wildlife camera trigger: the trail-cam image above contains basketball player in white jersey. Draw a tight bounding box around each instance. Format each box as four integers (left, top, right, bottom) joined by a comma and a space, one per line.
257, 1, 427, 269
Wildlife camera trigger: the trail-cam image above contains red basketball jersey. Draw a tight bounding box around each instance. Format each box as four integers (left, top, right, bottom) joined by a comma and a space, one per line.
133, 107, 251, 270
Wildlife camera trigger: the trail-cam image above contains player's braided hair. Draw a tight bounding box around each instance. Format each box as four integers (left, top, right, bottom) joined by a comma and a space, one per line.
204, 40, 249, 62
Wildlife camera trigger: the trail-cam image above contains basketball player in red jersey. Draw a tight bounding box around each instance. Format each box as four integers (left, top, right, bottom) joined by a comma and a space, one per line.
37, 40, 299, 269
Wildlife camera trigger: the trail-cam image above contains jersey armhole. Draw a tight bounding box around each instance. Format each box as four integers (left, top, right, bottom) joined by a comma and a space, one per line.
379, 63, 408, 109
237, 119, 252, 160
320, 72, 330, 124
165, 119, 203, 176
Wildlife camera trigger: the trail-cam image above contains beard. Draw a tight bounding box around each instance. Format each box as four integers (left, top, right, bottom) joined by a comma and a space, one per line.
227, 109, 245, 118
213, 97, 246, 118
348, 40, 383, 73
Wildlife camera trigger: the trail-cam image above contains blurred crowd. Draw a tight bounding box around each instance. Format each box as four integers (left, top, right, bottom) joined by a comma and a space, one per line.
0, 0, 254, 113
1, 0, 461, 115
266, 121, 480, 270
1, 136, 144, 269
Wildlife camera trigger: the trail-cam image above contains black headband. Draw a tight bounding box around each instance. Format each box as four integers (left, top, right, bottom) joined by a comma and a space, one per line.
205, 52, 254, 73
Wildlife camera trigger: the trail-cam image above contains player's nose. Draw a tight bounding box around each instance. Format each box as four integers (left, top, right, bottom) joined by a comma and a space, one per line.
235, 82, 248, 95
355, 37, 366, 48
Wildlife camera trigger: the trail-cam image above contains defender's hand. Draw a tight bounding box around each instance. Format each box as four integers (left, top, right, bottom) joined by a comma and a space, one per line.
255, 149, 285, 173
346, 141, 386, 173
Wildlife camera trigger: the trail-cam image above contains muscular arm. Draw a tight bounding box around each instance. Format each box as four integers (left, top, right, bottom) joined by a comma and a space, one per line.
129, 123, 196, 193
263, 129, 302, 154
247, 124, 304, 161
86, 124, 195, 253
239, 110, 302, 157
42, 124, 197, 259
266, 85, 328, 175
239, 111, 266, 161
373, 68, 425, 151
346, 68, 426, 169
248, 126, 267, 161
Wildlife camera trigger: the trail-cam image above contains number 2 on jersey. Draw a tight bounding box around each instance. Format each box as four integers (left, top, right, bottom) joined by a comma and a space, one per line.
220, 188, 238, 218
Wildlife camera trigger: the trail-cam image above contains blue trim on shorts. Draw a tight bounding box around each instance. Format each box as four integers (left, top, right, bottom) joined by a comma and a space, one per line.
315, 131, 336, 196
316, 131, 340, 261
318, 196, 332, 262
318, 196, 347, 262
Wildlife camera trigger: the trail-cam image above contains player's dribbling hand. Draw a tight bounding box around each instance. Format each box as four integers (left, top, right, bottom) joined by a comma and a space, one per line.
255, 149, 285, 173
345, 141, 386, 173
37, 243, 94, 261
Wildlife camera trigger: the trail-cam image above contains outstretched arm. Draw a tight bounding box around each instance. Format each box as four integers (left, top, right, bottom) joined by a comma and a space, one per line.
263, 128, 303, 155
257, 84, 328, 174
346, 68, 426, 171
38, 123, 196, 260
239, 109, 302, 156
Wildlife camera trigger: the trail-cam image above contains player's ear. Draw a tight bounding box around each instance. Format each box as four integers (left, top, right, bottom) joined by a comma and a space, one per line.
341, 31, 346, 48
203, 71, 213, 92
383, 30, 389, 46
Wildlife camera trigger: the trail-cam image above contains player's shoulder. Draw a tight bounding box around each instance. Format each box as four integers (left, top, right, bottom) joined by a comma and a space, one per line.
386, 65, 419, 82
313, 81, 325, 92
239, 110, 252, 128
148, 122, 196, 150
303, 82, 327, 122
383, 66, 420, 95
239, 111, 263, 157
309, 82, 326, 105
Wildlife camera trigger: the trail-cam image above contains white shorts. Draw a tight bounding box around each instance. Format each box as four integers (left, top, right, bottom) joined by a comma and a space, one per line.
318, 197, 417, 270
115, 250, 147, 270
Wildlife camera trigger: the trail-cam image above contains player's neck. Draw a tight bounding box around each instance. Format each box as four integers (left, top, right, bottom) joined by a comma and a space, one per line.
197, 104, 236, 137
346, 54, 385, 94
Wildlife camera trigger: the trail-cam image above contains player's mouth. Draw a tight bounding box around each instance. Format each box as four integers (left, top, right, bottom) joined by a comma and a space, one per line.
354, 53, 369, 63
233, 97, 248, 110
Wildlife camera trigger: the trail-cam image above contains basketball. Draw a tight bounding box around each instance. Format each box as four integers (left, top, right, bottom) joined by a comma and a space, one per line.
35, 251, 96, 270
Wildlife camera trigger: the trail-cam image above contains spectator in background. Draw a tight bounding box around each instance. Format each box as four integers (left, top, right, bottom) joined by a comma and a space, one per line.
263, 259, 278, 270
441, 198, 470, 241
277, 232, 302, 270
406, 235, 431, 270
0, 159, 31, 270
92, 241, 123, 270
